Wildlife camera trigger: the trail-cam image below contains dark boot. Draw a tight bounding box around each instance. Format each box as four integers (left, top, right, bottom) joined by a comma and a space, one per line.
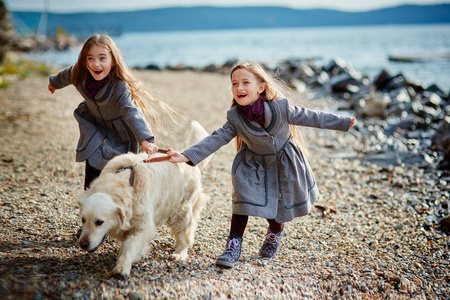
215, 234, 243, 268
259, 225, 284, 259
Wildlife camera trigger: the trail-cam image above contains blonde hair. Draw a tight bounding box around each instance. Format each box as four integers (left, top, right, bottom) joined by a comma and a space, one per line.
71, 34, 174, 132
230, 62, 308, 156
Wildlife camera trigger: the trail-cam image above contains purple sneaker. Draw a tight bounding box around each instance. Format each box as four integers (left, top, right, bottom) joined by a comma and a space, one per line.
215, 234, 243, 268
259, 226, 284, 259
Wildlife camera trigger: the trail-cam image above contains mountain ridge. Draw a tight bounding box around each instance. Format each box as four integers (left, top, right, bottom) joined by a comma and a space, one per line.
11, 4, 450, 37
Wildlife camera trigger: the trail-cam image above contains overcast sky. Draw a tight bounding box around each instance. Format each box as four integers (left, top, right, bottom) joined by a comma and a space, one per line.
4, 0, 450, 13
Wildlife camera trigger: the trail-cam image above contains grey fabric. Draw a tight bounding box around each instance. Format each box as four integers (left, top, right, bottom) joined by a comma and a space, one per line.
183, 98, 352, 223
49, 66, 154, 170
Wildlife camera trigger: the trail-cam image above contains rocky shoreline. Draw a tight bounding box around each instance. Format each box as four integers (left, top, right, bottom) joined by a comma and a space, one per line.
145, 57, 450, 232
150, 57, 450, 170
0, 67, 449, 299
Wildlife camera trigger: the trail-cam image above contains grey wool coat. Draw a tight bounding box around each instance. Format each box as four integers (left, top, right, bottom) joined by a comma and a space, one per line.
183, 98, 353, 223
49, 66, 154, 170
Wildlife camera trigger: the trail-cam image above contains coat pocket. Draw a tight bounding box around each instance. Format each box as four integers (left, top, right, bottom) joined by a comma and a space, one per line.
74, 103, 101, 152
100, 135, 128, 160
232, 156, 268, 207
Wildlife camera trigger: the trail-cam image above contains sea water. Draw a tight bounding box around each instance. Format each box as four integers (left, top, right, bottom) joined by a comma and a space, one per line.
30, 24, 450, 92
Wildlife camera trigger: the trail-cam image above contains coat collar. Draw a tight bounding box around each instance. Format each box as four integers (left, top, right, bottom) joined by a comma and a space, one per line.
82, 76, 116, 104
240, 100, 281, 135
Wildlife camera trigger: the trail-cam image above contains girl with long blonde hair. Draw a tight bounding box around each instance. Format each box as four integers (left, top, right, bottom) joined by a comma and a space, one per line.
48, 33, 172, 191
230, 62, 308, 155
169, 62, 355, 268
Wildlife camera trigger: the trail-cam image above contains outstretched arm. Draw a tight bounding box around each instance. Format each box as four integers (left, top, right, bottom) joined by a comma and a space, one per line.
167, 148, 190, 163
49, 65, 73, 90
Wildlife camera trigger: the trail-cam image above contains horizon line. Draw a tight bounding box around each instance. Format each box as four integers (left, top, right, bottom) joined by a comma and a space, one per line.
8, 3, 449, 15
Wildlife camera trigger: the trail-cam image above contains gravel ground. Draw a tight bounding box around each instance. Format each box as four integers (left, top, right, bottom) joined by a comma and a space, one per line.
0, 70, 449, 299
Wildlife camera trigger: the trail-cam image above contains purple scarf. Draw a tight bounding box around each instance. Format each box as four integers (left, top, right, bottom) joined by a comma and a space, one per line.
238, 97, 265, 128
84, 73, 111, 99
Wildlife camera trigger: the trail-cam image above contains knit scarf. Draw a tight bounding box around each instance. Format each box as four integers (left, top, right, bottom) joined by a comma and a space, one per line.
84, 73, 111, 99
238, 97, 265, 128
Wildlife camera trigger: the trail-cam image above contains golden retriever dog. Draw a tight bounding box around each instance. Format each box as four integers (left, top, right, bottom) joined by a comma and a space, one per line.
77, 121, 210, 276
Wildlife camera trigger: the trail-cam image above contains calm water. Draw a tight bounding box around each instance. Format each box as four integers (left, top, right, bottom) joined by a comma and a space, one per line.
31, 24, 450, 91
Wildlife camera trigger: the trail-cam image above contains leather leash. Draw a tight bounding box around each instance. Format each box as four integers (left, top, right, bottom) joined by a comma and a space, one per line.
144, 149, 171, 163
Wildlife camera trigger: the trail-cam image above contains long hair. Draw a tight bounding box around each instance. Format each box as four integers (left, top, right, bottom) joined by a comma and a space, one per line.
230, 62, 308, 156
71, 34, 174, 131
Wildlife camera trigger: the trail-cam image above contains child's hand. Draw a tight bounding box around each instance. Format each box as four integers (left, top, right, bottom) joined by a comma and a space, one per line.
167, 148, 190, 163
141, 139, 158, 154
349, 117, 356, 129
48, 83, 56, 94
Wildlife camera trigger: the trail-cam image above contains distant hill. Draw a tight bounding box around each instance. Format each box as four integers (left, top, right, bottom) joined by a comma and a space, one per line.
10, 4, 450, 37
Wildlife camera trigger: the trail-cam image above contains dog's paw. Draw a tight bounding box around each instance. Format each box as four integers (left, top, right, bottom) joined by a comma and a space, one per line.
113, 264, 131, 277
170, 253, 187, 261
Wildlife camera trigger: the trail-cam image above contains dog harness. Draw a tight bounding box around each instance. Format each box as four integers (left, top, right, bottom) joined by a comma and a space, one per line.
115, 149, 171, 186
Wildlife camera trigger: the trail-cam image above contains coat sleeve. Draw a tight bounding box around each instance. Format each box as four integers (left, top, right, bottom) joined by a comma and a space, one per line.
116, 81, 155, 143
49, 66, 73, 89
182, 119, 237, 166
286, 99, 352, 132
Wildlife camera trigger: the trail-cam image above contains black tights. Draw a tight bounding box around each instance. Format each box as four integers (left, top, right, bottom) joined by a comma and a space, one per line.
230, 214, 283, 237
84, 160, 101, 190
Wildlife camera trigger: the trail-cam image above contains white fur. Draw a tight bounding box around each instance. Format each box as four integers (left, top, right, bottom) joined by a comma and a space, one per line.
77, 121, 209, 276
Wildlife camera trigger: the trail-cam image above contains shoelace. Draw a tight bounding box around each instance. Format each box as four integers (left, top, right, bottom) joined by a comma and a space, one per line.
264, 233, 280, 246
224, 238, 241, 254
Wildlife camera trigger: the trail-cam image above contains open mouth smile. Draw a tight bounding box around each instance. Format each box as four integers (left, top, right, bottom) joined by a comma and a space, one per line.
93, 70, 103, 75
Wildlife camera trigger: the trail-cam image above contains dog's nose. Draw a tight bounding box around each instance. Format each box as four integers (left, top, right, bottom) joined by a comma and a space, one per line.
79, 239, 90, 250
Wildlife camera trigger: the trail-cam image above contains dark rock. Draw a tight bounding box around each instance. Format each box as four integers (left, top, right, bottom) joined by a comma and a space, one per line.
438, 158, 450, 170
323, 57, 348, 76
372, 69, 392, 91
432, 117, 450, 169
438, 216, 450, 232
425, 84, 448, 101
306, 71, 330, 88
166, 64, 191, 71
363, 150, 402, 167
407, 81, 426, 94
386, 102, 409, 117
145, 64, 160, 70
363, 150, 433, 167
329, 72, 361, 94
385, 74, 408, 91
411, 100, 425, 115
277, 60, 315, 83
420, 92, 443, 108
202, 64, 219, 73
389, 88, 412, 105
222, 59, 238, 69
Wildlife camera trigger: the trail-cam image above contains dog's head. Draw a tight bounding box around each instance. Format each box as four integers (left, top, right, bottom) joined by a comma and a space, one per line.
78, 192, 127, 252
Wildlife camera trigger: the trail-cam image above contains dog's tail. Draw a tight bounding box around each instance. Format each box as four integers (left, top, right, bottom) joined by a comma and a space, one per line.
102, 152, 148, 174
185, 120, 212, 170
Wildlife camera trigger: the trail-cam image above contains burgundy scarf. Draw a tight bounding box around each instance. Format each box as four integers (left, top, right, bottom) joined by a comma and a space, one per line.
84, 73, 111, 99
238, 97, 265, 128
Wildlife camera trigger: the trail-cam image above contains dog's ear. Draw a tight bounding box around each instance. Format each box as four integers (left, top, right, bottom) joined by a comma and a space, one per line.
77, 195, 85, 207
116, 207, 128, 228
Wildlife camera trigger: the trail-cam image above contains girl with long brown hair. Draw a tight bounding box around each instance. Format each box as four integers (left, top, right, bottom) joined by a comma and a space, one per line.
48, 34, 172, 190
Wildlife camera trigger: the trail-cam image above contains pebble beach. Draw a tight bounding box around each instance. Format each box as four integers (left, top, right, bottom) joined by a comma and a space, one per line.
0, 70, 449, 299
